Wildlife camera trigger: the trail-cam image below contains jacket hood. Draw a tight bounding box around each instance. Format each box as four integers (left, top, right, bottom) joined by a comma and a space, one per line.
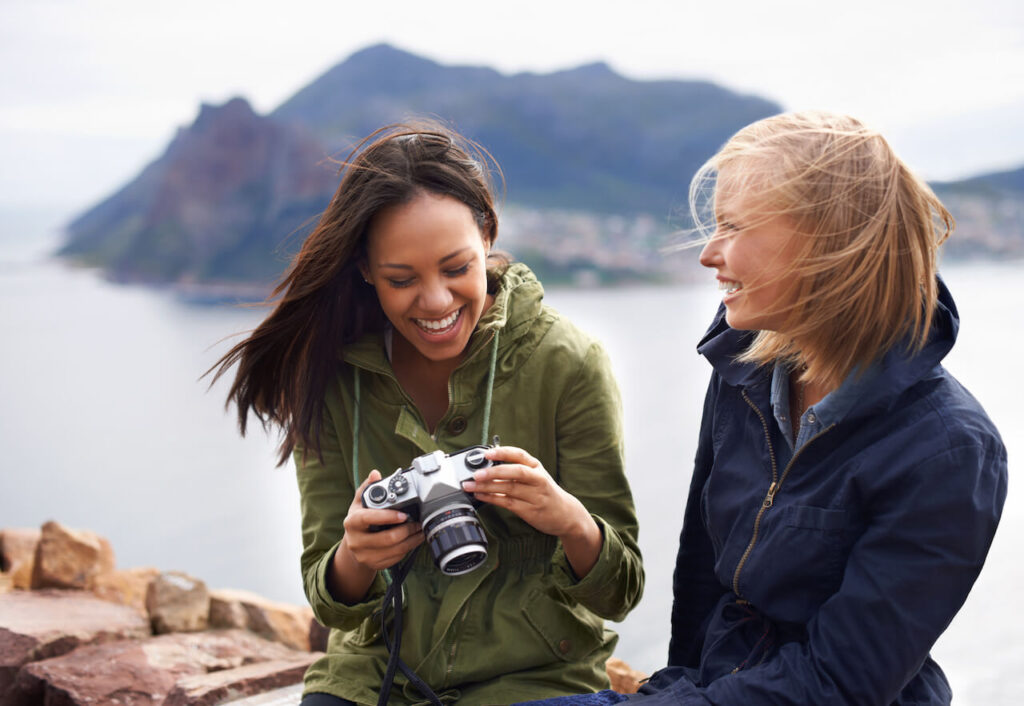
696, 276, 960, 420
472, 262, 545, 350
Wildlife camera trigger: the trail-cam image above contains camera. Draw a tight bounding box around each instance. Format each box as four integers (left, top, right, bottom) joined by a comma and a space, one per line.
361, 445, 497, 575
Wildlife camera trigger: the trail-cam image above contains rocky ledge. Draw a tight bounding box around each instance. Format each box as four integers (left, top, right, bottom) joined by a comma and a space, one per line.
0, 522, 646, 704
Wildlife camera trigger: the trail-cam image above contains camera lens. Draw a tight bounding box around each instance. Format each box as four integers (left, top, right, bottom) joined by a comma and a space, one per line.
423, 505, 488, 575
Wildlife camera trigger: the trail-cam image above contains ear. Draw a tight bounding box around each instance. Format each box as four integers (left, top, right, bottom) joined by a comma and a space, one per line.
358, 260, 371, 283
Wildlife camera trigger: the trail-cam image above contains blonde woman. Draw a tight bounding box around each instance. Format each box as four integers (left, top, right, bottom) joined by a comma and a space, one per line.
519, 111, 1007, 705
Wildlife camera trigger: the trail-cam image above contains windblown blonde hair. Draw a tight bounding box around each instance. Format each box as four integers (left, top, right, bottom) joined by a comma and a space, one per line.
690, 110, 953, 390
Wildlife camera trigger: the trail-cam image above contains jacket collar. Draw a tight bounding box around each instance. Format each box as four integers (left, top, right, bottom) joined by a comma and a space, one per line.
697, 276, 960, 422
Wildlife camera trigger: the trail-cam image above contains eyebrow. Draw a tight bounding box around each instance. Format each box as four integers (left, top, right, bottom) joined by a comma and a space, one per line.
379, 247, 471, 270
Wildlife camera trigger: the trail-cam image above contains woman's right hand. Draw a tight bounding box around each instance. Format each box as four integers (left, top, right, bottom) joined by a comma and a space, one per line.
327, 470, 424, 604
340, 470, 425, 571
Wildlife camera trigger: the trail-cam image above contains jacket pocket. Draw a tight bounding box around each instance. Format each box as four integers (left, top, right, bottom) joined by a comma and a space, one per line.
751, 504, 853, 622
780, 505, 849, 532
521, 587, 605, 662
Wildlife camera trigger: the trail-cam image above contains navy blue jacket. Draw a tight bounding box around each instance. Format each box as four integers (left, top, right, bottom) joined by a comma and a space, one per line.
637, 280, 1007, 704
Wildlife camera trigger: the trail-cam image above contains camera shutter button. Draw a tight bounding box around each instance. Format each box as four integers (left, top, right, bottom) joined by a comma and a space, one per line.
367, 485, 388, 504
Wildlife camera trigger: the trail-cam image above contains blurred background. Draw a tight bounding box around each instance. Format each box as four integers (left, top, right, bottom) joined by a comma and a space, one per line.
1, 1, 1021, 703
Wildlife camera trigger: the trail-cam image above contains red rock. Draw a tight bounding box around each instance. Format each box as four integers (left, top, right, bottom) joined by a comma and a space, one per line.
207, 588, 252, 630
208, 589, 314, 651
309, 618, 329, 653
146, 571, 210, 634
5, 629, 313, 706
30, 521, 114, 590
92, 566, 161, 614
606, 656, 648, 694
0, 589, 150, 697
1, 528, 41, 590
162, 655, 319, 705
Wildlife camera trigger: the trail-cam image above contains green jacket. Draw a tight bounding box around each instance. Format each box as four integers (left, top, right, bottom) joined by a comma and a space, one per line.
295, 264, 644, 705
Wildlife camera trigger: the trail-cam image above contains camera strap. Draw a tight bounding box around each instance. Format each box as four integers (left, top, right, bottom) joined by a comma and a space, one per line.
377, 546, 442, 706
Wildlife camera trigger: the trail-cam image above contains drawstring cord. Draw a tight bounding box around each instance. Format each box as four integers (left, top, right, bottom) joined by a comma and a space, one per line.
352, 367, 361, 489
480, 330, 500, 445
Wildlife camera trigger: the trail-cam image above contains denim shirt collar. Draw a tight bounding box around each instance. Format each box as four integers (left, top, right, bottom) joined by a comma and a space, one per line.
771, 361, 880, 451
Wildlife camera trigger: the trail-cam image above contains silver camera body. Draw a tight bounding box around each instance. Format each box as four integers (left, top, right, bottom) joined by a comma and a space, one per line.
361, 445, 495, 575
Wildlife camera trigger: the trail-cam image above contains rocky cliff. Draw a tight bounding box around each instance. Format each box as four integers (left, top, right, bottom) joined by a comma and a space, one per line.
58, 44, 1024, 292
0, 522, 647, 705
58, 44, 781, 289
60, 98, 338, 285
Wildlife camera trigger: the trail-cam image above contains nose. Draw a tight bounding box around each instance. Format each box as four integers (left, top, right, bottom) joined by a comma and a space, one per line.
418, 276, 454, 312
699, 234, 723, 269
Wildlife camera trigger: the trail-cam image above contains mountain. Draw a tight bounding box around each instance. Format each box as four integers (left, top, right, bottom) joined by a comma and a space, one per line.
59, 44, 784, 287
272, 44, 781, 214
60, 44, 1023, 290
932, 166, 1024, 259
61, 98, 337, 284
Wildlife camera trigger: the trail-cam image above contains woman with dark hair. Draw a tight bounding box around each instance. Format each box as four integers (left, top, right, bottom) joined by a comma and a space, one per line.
518, 111, 1007, 705
211, 121, 643, 705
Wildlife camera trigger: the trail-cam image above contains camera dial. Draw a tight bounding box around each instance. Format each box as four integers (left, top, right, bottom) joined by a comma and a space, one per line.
464, 448, 488, 469
389, 475, 409, 496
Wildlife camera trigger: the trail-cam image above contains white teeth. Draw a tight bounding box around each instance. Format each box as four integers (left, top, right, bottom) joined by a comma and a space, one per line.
718, 280, 741, 295
414, 308, 460, 332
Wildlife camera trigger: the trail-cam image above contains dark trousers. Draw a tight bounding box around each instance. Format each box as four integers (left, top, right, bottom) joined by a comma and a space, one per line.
300, 694, 358, 706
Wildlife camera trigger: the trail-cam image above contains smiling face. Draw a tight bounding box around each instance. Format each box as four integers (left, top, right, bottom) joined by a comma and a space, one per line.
698, 169, 803, 333
362, 191, 493, 365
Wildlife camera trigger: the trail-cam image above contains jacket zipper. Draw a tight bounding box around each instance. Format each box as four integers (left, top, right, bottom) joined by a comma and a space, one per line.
731, 390, 835, 601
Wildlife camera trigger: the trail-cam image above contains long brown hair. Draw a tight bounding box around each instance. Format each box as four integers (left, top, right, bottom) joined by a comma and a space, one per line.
210, 120, 503, 464
690, 111, 953, 390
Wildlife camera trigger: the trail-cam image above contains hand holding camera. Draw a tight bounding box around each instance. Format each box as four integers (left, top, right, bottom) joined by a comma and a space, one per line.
341, 470, 426, 573
466, 446, 600, 547
361, 444, 497, 575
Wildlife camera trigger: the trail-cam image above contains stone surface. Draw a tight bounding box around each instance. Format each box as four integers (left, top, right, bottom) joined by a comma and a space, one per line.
209, 588, 314, 651
226, 683, 303, 705
30, 520, 114, 590
92, 566, 161, 614
146, 571, 210, 634
0, 572, 11, 594
5, 629, 309, 706
309, 618, 329, 653
162, 655, 319, 706
0, 589, 150, 697
606, 656, 648, 694
0, 528, 40, 590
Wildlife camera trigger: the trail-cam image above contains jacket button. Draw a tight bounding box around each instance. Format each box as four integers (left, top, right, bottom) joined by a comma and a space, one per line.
447, 416, 468, 435
558, 639, 571, 655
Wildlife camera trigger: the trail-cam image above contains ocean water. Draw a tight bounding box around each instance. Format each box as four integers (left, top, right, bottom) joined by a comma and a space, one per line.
0, 214, 1019, 703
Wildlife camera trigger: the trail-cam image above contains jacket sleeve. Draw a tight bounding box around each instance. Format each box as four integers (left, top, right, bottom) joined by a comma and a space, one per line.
548, 341, 644, 622
294, 385, 388, 631
634, 435, 1008, 705
667, 374, 726, 668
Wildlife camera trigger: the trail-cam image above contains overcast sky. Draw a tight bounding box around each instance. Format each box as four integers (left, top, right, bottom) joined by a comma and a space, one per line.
2, 0, 1023, 219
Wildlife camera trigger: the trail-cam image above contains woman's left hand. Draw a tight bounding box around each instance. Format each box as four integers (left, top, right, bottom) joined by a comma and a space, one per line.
462, 445, 603, 577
